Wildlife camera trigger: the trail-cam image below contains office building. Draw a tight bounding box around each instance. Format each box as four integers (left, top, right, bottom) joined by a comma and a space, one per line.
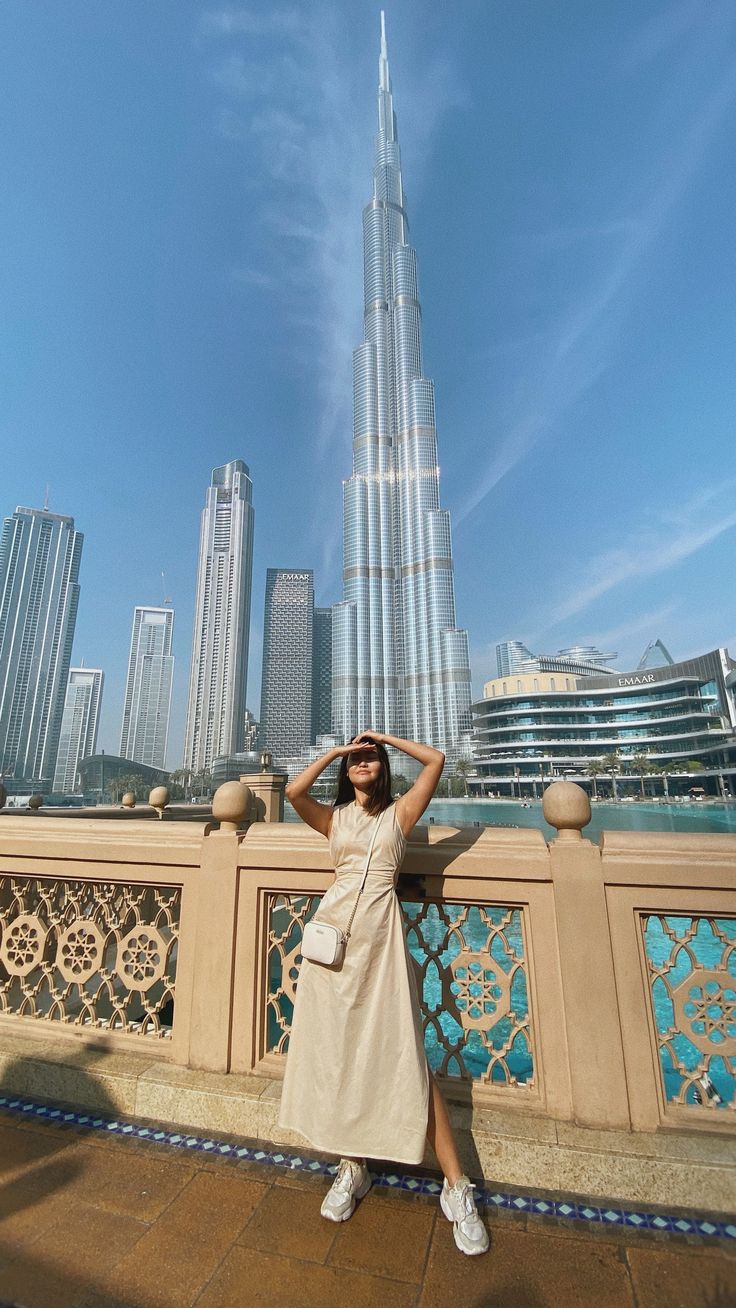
260, 569, 314, 761
119, 606, 174, 769
243, 709, 259, 753
0, 506, 83, 786
332, 15, 472, 757
496, 641, 534, 678
312, 607, 333, 741
53, 667, 104, 794
183, 460, 255, 772
472, 647, 736, 794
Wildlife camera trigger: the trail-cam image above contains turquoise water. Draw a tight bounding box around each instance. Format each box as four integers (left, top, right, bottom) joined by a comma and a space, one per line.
425, 798, 736, 840
286, 797, 736, 837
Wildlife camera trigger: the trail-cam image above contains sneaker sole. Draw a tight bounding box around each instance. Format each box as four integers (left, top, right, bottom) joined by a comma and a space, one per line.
321, 1173, 372, 1222
440, 1188, 490, 1256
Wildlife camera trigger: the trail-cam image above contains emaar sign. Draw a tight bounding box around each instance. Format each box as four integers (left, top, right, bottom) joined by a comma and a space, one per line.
617, 674, 656, 687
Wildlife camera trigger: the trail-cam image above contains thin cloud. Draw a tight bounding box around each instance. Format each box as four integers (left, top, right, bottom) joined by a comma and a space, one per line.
201, 8, 305, 38
620, 0, 713, 74
455, 55, 736, 528
550, 484, 736, 626
587, 605, 679, 657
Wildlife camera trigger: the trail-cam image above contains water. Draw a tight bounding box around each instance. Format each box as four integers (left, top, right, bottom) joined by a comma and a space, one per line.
425, 798, 736, 840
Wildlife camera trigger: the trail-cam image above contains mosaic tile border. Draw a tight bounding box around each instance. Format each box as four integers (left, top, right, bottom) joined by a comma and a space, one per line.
0, 1092, 733, 1241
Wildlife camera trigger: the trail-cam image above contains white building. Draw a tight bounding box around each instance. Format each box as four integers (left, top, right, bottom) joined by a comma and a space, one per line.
53, 667, 104, 793
183, 461, 255, 772
119, 606, 174, 769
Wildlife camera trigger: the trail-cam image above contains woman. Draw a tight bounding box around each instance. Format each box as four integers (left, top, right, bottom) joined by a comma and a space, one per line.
277, 729, 489, 1257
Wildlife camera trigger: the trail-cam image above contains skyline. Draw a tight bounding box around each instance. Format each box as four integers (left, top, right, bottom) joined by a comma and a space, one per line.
2, 2, 735, 768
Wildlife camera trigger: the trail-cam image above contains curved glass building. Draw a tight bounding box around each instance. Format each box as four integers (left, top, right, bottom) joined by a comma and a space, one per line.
332, 14, 471, 754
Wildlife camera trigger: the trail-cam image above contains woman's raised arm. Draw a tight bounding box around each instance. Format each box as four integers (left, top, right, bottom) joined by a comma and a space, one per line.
285, 745, 353, 837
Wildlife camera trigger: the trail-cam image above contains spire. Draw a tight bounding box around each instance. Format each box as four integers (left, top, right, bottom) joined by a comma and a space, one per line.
379, 10, 390, 92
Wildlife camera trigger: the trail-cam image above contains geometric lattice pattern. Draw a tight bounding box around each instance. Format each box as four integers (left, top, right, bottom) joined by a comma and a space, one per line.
0, 875, 179, 1038
266, 894, 534, 1088
642, 914, 735, 1113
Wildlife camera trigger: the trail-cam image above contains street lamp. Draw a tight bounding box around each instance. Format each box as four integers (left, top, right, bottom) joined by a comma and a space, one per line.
260, 750, 272, 772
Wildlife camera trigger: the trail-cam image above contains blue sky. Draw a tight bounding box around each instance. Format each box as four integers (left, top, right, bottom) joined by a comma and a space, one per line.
2, 1, 735, 766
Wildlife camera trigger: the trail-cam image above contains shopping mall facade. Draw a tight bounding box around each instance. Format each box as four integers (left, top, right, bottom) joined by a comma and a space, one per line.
470, 647, 736, 796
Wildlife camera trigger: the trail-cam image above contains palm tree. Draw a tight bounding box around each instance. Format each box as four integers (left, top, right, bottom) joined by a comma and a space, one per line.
630, 755, 651, 799
454, 756, 474, 798
168, 768, 189, 800
588, 760, 605, 800
107, 773, 147, 803
601, 752, 621, 801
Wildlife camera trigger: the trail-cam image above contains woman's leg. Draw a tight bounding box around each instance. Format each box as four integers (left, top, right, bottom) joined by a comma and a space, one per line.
426, 1071, 463, 1185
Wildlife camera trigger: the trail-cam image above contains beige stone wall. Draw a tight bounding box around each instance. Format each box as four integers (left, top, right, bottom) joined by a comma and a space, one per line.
0, 791, 734, 1207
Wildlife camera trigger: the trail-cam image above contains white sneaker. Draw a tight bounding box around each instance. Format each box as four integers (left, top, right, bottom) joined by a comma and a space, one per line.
320, 1158, 372, 1222
440, 1175, 490, 1255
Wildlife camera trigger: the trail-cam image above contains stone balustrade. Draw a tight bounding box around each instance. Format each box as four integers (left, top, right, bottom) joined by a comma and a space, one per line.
0, 780, 733, 1210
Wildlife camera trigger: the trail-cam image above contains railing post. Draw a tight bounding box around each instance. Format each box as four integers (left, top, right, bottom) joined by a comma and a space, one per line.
544, 782, 631, 1130
185, 782, 251, 1072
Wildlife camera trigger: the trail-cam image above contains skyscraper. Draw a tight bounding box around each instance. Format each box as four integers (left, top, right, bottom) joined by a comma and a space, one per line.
119, 606, 174, 769
260, 569, 314, 760
496, 641, 534, 678
312, 607, 333, 742
53, 667, 104, 794
332, 14, 472, 755
0, 506, 83, 785
183, 461, 254, 772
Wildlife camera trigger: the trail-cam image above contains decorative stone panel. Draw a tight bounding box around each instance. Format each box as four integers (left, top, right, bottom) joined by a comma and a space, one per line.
0, 875, 180, 1038
642, 914, 735, 1113
265, 893, 534, 1089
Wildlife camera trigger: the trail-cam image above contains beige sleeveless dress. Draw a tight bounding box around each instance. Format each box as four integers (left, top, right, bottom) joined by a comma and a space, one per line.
277, 801, 429, 1164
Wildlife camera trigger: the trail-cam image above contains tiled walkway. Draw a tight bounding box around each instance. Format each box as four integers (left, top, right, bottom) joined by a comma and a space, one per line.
0, 1105, 734, 1308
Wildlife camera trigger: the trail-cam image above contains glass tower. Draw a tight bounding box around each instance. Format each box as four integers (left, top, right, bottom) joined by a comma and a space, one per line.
0, 506, 83, 785
183, 460, 255, 772
260, 569, 314, 761
332, 14, 472, 754
53, 667, 104, 794
120, 606, 174, 769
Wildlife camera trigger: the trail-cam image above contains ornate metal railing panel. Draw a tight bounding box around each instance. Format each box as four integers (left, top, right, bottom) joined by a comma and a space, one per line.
266, 893, 534, 1087
642, 913, 735, 1113
0, 875, 179, 1038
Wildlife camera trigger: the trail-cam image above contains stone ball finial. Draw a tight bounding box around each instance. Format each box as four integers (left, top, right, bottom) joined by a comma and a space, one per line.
212, 781, 252, 832
542, 780, 591, 839
148, 786, 170, 819
28, 793, 43, 811
121, 792, 136, 809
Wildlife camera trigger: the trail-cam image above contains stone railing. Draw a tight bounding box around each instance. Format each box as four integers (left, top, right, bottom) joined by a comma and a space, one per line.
0, 780, 733, 1143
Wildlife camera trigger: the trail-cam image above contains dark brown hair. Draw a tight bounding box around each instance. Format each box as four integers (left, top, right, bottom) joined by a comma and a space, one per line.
334, 739, 393, 816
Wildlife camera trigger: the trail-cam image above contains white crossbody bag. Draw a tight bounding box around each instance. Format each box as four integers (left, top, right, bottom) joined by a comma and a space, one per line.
301, 809, 387, 968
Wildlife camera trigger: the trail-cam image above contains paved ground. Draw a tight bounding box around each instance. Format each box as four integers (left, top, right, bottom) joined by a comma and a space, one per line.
0, 1112, 734, 1308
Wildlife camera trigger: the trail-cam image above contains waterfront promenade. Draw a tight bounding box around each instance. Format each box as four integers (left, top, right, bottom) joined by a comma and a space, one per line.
0, 778, 734, 1304
0, 1104, 733, 1307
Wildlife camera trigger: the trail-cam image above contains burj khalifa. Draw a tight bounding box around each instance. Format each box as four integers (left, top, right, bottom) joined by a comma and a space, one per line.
332, 13, 472, 755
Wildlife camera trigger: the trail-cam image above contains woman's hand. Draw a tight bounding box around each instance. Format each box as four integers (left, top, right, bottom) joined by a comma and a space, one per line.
353, 730, 386, 746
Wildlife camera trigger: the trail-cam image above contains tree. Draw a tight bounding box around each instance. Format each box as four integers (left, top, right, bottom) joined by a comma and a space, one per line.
392, 772, 411, 795
629, 755, 651, 799
601, 752, 621, 801
191, 769, 213, 800
588, 760, 605, 800
106, 773, 147, 803
454, 756, 474, 798
168, 769, 189, 800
